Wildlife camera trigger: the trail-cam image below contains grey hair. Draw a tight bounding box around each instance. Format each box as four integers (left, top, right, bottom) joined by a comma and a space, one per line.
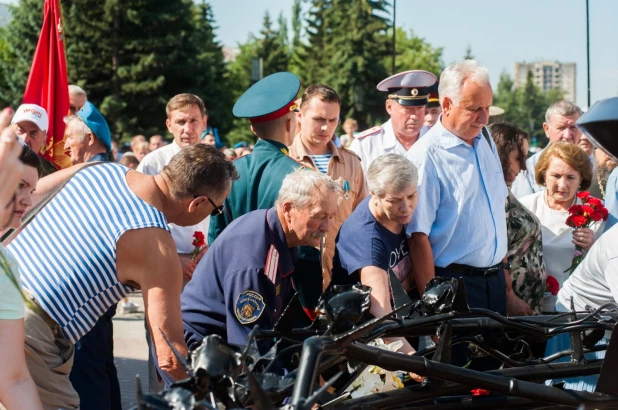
68, 84, 87, 98
367, 153, 418, 196
64, 115, 92, 141
439, 60, 491, 106
545, 100, 582, 123
275, 168, 343, 210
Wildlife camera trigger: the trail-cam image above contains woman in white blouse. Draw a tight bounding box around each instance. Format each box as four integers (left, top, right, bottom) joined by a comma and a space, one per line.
520, 142, 605, 287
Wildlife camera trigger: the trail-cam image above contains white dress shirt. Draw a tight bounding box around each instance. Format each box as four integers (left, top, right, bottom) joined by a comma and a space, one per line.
137, 141, 210, 254
349, 119, 411, 176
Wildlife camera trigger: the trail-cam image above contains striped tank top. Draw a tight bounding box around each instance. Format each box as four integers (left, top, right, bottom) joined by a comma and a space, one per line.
8, 163, 169, 343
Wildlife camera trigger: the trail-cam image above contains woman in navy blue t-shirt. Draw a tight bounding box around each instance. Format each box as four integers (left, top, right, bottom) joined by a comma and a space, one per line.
332, 153, 420, 360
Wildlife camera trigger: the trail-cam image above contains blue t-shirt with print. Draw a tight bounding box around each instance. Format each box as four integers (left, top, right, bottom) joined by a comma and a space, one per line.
332, 196, 411, 285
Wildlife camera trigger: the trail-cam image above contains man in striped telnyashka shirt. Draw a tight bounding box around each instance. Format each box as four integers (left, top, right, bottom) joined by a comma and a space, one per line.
7, 144, 238, 410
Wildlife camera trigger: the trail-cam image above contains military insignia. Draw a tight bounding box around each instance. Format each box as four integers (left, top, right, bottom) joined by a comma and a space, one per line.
235, 290, 265, 325
355, 126, 381, 140
411, 88, 419, 97
281, 147, 289, 155
343, 180, 350, 200
264, 245, 279, 284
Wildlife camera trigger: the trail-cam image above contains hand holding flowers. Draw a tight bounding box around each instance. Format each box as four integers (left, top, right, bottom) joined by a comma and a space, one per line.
564, 192, 608, 275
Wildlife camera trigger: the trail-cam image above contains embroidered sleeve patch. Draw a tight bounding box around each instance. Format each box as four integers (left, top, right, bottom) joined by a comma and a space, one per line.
235, 290, 265, 325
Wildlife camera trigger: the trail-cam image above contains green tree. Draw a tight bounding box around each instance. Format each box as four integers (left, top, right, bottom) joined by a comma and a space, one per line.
493, 70, 565, 148
191, 0, 234, 137
299, 0, 333, 85
321, 0, 392, 129
463, 44, 474, 60
257, 11, 289, 76
288, 0, 305, 78
1, 0, 232, 141
385, 28, 443, 77
0, 0, 43, 107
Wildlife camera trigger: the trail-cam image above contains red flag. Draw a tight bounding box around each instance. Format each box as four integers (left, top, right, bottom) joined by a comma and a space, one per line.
22, 0, 71, 170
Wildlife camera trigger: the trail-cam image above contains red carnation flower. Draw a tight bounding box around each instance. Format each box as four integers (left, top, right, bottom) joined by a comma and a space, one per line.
546, 276, 559, 296
192, 231, 205, 248
576, 191, 590, 200
569, 215, 587, 228
568, 205, 583, 215
587, 197, 602, 207
601, 208, 609, 220
582, 205, 595, 216
590, 211, 603, 222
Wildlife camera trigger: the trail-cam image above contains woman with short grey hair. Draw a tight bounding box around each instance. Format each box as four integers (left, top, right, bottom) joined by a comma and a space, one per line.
331, 154, 422, 375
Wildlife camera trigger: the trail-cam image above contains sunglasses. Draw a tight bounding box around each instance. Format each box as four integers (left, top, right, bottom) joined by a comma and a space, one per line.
195, 195, 224, 217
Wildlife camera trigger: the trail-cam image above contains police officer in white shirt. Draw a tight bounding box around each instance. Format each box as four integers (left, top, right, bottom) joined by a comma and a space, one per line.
349, 70, 436, 176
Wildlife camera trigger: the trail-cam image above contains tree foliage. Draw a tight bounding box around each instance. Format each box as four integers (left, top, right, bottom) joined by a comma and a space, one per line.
493, 70, 565, 147
0, 0, 446, 144
0, 0, 230, 141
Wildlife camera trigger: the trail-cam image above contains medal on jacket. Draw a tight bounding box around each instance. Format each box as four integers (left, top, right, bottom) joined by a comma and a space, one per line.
343, 180, 350, 200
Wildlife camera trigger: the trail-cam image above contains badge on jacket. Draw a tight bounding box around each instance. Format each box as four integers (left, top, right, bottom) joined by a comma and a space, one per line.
235, 290, 265, 324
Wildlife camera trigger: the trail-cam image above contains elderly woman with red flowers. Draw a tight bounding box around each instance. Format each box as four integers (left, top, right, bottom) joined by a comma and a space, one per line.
520, 142, 606, 287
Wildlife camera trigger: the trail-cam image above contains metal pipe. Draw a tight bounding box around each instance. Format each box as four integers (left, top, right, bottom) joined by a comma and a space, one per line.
586, 0, 591, 108
289, 336, 337, 406
344, 343, 608, 407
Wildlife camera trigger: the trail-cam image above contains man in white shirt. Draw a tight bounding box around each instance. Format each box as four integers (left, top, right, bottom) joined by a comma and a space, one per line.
138, 93, 209, 279
137, 93, 210, 393
511, 101, 583, 198
349, 70, 437, 175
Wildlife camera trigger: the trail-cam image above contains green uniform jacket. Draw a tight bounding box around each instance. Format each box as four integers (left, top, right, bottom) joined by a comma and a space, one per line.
208, 139, 301, 245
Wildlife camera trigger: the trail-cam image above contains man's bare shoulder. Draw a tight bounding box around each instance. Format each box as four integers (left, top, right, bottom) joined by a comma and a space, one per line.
116, 227, 179, 285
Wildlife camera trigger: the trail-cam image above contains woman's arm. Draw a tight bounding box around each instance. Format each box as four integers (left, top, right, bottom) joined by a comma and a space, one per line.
32, 163, 89, 206
359, 266, 423, 381
0, 319, 44, 410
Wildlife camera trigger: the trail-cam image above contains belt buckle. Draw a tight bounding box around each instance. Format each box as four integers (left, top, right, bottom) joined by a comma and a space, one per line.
484, 267, 499, 276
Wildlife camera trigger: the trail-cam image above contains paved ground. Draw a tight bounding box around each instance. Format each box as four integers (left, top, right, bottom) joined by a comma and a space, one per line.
112, 291, 150, 410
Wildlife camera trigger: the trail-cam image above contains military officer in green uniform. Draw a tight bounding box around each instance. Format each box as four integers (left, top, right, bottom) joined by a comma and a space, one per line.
208, 72, 302, 244
208, 72, 324, 319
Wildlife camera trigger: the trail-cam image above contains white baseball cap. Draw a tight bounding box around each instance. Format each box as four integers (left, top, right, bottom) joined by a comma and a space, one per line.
11, 104, 49, 133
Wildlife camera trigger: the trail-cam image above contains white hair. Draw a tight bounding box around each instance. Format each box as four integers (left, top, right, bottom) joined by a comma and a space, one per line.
367, 153, 418, 196
439, 60, 491, 106
68, 84, 87, 98
545, 100, 582, 123
64, 115, 92, 141
275, 168, 342, 210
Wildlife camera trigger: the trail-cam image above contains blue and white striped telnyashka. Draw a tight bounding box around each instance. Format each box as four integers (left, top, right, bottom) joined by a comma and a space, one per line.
8, 163, 169, 343
309, 153, 332, 174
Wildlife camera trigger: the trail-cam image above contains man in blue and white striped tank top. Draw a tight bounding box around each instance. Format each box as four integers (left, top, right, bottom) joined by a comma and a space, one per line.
7, 144, 238, 409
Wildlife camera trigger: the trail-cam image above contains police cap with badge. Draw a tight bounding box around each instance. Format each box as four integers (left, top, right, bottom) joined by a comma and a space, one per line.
233, 71, 301, 123
377, 70, 437, 106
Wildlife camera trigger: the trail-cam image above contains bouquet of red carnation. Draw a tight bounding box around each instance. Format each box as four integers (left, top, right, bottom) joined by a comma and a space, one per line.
192, 231, 205, 260
546, 275, 559, 296
564, 191, 609, 275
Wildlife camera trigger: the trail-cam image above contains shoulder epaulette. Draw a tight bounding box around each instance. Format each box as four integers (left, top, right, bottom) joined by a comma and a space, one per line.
355, 126, 381, 140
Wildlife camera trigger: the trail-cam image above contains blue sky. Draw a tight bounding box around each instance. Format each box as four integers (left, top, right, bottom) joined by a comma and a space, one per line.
210, 0, 618, 110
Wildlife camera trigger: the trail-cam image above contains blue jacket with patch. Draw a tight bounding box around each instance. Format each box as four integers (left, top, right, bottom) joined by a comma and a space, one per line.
182, 207, 297, 353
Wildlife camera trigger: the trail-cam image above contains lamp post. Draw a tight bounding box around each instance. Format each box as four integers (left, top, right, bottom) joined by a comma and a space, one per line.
392, 0, 396, 75
586, 0, 590, 108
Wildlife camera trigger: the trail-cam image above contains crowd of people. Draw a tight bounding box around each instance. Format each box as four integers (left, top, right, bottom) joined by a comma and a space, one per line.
1, 58, 618, 410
